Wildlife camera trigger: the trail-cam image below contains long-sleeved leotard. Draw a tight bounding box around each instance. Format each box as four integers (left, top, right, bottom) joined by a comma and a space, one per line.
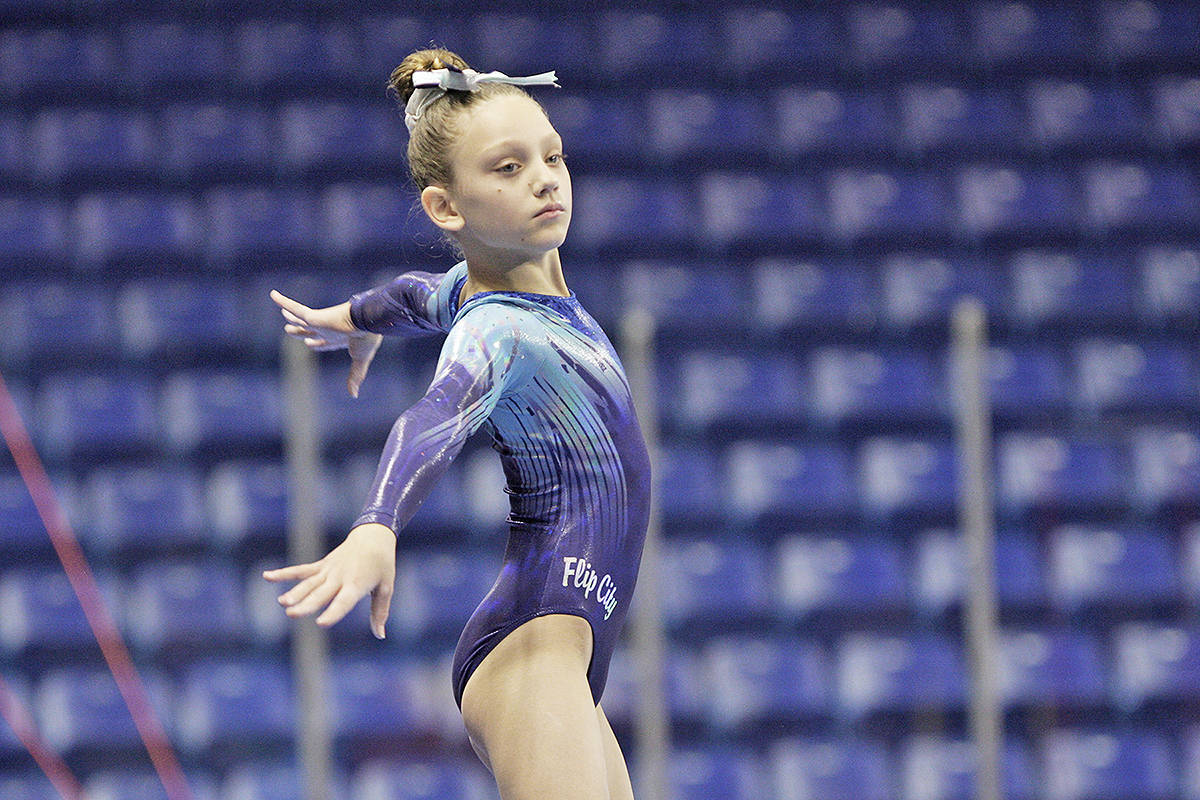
348, 262, 651, 706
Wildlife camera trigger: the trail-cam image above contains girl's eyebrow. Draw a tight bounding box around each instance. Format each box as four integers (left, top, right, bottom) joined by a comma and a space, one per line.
479, 133, 563, 159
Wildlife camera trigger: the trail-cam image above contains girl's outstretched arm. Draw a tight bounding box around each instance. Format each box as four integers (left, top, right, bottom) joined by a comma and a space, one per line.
348, 262, 468, 337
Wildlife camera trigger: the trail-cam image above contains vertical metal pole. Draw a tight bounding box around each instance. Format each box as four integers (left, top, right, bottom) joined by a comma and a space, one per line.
282, 336, 333, 800
951, 299, 1003, 800
620, 309, 670, 800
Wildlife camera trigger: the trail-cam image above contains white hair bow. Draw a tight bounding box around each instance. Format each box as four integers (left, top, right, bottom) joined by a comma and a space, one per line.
404, 67, 559, 132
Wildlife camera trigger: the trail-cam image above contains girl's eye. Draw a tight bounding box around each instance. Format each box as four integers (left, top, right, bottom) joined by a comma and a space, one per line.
497, 162, 519, 173
548, 153, 566, 164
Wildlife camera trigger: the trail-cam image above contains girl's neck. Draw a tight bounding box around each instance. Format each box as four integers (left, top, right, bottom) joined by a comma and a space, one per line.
460, 248, 569, 300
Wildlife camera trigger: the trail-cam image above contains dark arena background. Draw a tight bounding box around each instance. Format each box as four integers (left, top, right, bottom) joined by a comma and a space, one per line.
2, 2, 1200, 799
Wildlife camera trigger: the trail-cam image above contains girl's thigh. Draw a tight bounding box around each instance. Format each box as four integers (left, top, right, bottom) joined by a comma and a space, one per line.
460, 613, 612, 800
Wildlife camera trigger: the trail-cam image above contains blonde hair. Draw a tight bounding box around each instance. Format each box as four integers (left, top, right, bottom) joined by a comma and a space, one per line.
388, 48, 544, 190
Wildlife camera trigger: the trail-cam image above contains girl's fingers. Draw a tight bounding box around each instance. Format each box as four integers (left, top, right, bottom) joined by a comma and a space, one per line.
271, 290, 311, 319
285, 577, 343, 619
317, 583, 365, 628
277, 571, 328, 606
262, 562, 320, 583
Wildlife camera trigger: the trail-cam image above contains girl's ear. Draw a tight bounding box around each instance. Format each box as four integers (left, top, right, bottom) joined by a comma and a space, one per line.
420, 185, 464, 233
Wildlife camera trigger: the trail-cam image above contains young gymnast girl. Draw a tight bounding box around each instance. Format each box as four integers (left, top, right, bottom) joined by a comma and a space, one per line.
263, 48, 651, 799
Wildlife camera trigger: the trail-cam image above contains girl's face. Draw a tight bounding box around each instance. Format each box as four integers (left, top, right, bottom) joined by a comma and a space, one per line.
435, 94, 572, 261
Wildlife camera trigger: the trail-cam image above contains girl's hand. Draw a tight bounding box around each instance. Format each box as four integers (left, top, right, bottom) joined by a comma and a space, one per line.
262, 523, 397, 639
270, 290, 383, 398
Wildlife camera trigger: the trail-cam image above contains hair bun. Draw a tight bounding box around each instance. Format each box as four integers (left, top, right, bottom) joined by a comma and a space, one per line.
388, 48, 471, 105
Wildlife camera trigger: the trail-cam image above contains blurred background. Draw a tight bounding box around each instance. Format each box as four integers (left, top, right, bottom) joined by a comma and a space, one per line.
2, 1, 1200, 798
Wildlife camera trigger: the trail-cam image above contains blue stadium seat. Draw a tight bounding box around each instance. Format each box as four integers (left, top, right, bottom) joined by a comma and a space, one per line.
858, 437, 957, 517
0, 28, 118, 96
771, 738, 891, 800
722, 8, 845, 72
653, 445, 723, 521
84, 770, 217, 800
1084, 163, 1200, 230
1048, 524, 1178, 610
647, 92, 769, 159
998, 434, 1127, 511
776, 535, 906, 617
775, 87, 894, 157
0, 474, 48, 555
118, 280, 247, 358
912, 529, 1045, 614
1027, 81, 1150, 148
160, 103, 275, 176
1096, 1, 1200, 62
0, 569, 120, 653
119, 23, 232, 90
1113, 623, 1200, 709
233, 20, 360, 90
0, 673, 28, 758
0, 113, 22, 176
205, 460, 288, 544
204, 188, 320, 265
177, 659, 293, 752
471, 12, 593, 75
223, 762, 348, 800
73, 192, 201, 266
0, 197, 66, 263
1152, 76, 1200, 148
898, 736, 1037, 800
330, 656, 435, 739
35, 372, 158, 459
880, 254, 1003, 329
600, 646, 707, 727
810, 347, 943, 426
34, 666, 171, 753
2, 282, 120, 363
845, 4, 965, 67
320, 182, 437, 260
898, 84, 1023, 153
540, 93, 642, 162
704, 636, 832, 727
726, 441, 855, 520
670, 747, 768, 800
279, 102, 402, 171
750, 258, 875, 331
352, 759, 496, 800
1075, 340, 1198, 413
622, 263, 748, 329
85, 465, 206, 552
663, 351, 804, 430
597, 11, 718, 78
986, 344, 1071, 418
1140, 246, 1200, 323
968, 3, 1089, 68
356, 16, 465, 83
161, 369, 282, 453
0, 774, 58, 800
836, 632, 967, 718
1009, 250, 1137, 325
1000, 629, 1107, 708
829, 170, 952, 240
570, 178, 694, 248
698, 173, 824, 244
957, 166, 1080, 236
29, 108, 157, 180
316, 360, 413, 442
393, 550, 496, 640
125, 561, 246, 652
1185, 726, 1200, 800
1041, 729, 1175, 800
660, 539, 770, 625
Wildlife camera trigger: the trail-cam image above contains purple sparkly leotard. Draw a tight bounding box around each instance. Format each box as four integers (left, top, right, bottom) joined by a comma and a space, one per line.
348, 261, 651, 707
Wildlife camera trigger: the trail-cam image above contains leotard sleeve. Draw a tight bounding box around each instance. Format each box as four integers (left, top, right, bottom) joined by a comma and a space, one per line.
348, 261, 468, 336
353, 300, 543, 533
